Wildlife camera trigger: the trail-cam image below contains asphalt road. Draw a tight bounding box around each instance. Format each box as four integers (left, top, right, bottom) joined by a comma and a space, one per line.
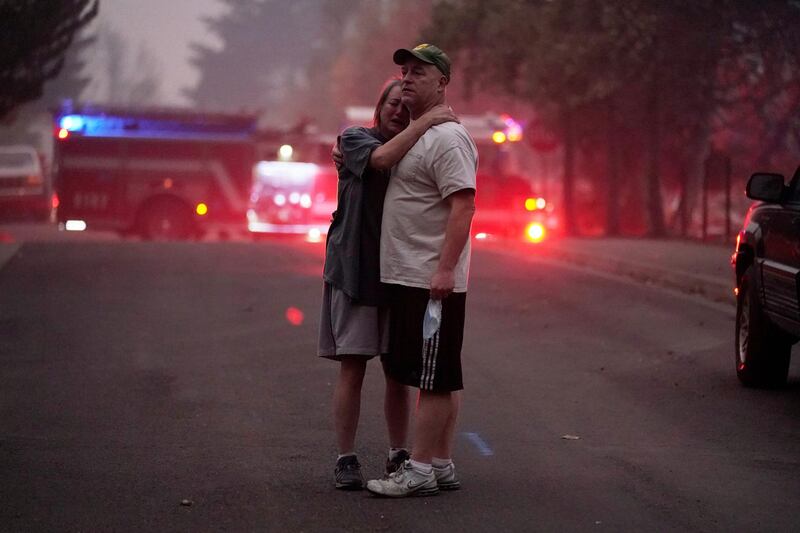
1, 236, 799, 532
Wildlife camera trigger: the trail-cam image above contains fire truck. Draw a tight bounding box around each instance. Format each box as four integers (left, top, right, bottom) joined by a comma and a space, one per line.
53, 104, 258, 239
246, 110, 555, 242
461, 113, 557, 243
247, 131, 338, 241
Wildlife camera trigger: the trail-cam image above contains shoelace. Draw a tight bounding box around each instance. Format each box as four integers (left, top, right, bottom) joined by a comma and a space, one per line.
393, 462, 415, 482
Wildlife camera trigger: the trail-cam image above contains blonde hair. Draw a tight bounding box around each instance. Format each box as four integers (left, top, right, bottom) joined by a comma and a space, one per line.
373, 79, 402, 131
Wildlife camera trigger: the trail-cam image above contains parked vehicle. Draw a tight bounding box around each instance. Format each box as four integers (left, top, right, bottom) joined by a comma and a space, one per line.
731, 166, 800, 387
53, 104, 258, 239
0, 145, 54, 222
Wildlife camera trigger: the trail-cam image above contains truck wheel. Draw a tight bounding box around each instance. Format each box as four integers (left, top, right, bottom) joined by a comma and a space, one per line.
735, 266, 791, 387
139, 199, 194, 241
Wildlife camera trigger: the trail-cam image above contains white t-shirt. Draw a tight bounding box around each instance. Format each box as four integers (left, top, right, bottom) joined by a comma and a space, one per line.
380, 121, 478, 291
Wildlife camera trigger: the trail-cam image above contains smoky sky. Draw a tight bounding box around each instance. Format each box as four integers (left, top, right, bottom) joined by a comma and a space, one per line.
99, 0, 224, 105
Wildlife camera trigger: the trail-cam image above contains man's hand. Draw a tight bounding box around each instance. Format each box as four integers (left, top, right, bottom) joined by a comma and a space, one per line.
420, 104, 458, 129
331, 140, 343, 169
430, 267, 456, 300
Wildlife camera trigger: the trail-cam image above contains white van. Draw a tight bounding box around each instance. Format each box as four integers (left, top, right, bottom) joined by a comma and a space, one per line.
0, 145, 52, 221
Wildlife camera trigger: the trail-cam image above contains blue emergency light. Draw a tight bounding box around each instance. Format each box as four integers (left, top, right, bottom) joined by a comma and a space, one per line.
55, 108, 257, 141
59, 114, 85, 132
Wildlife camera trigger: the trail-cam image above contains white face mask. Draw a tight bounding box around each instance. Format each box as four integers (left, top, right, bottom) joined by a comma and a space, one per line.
422, 299, 442, 340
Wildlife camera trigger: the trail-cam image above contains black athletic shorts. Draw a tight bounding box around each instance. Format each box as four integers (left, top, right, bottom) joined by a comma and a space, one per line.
385, 284, 466, 392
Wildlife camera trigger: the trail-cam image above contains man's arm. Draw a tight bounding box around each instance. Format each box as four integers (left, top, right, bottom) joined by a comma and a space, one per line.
430, 188, 476, 300
369, 105, 456, 170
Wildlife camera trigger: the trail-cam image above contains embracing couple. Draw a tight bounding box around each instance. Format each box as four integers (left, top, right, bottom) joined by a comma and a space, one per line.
318, 44, 477, 498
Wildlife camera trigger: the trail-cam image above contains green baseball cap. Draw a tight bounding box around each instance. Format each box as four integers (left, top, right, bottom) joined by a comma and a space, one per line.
393, 43, 451, 82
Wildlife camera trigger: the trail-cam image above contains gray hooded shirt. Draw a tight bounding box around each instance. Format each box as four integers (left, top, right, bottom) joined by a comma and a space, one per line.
322, 126, 389, 305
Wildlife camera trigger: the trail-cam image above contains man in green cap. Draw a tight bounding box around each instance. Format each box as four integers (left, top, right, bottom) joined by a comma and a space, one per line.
366, 44, 478, 498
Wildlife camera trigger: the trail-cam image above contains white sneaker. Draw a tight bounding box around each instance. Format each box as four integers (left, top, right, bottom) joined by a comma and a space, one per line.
433, 462, 460, 491
366, 460, 439, 497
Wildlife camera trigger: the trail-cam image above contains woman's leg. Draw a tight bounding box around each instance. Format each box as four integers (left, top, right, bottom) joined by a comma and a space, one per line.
382, 361, 410, 449
333, 356, 367, 453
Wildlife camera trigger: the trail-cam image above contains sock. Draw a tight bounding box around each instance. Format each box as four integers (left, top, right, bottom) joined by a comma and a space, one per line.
432, 457, 453, 469
389, 447, 409, 461
337, 452, 356, 461
409, 459, 432, 473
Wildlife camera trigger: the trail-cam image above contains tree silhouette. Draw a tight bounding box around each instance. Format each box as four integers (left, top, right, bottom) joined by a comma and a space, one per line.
431, 0, 800, 237
35, 31, 95, 112
91, 26, 163, 106
0, 0, 98, 120
186, 0, 432, 130
185, 0, 326, 121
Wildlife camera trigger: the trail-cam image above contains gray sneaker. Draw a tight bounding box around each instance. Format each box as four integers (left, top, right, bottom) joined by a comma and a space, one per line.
433, 462, 460, 490
334, 455, 363, 490
366, 460, 439, 497
384, 449, 410, 478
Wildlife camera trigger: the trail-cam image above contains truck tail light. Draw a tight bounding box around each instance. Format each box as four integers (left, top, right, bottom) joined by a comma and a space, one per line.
525, 197, 546, 211
525, 222, 546, 243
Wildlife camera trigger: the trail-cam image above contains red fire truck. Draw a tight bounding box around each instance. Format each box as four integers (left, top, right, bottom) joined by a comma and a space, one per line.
247, 133, 338, 241
461, 113, 557, 243
53, 104, 258, 239
246, 111, 556, 243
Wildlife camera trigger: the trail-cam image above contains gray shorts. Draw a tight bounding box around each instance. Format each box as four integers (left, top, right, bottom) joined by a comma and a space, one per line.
318, 282, 390, 360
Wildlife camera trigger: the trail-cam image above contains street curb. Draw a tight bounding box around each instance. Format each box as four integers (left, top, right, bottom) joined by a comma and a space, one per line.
544, 246, 735, 306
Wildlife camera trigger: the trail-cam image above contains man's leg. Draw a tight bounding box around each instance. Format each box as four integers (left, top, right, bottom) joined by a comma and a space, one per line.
430, 390, 461, 490
333, 357, 367, 454
433, 390, 460, 459
411, 390, 455, 463
363, 389, 447, 497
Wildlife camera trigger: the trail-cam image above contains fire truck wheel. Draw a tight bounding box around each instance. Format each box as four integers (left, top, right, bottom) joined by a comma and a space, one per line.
139, 199, 195, 241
